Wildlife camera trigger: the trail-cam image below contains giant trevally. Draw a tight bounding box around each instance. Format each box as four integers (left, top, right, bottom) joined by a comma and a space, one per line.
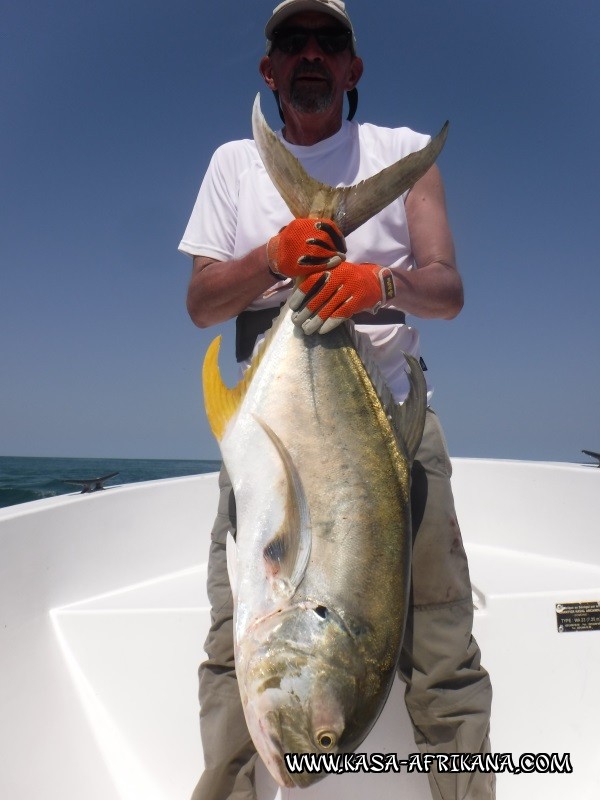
202, 95, 447, 788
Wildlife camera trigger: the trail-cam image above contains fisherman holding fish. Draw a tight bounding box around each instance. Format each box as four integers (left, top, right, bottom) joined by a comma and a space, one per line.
181, 2, 493, 798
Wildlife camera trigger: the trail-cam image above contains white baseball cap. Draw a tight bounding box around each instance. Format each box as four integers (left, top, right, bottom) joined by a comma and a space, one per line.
265, 0, 356, 48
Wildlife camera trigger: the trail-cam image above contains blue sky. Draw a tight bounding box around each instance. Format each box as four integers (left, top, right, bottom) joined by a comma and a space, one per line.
2, 0, 598, 462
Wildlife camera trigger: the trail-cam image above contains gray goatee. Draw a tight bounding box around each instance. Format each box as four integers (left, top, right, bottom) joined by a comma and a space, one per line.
289, 63, 334, 113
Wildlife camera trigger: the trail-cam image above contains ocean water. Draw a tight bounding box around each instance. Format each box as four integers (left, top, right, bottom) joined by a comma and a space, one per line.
0, 456, 222, 510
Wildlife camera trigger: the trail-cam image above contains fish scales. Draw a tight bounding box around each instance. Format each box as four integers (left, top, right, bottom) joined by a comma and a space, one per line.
235, 310, 409, 641
204, 305, 415, 782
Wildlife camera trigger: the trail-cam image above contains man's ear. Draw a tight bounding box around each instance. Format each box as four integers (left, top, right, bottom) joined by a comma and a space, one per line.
259, 56, 277, 90
346, 56, 364, 91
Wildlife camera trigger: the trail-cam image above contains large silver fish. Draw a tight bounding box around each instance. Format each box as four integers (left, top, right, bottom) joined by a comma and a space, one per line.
202, 96, 447, 788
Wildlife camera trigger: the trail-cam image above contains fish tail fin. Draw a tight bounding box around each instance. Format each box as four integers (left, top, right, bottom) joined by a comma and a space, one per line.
252, 94, 448, 235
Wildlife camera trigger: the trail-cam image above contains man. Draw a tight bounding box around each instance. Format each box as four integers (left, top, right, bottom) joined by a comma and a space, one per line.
180, 2, 493, 799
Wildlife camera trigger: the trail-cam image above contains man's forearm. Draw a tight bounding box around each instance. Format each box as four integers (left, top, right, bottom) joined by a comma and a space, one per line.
186, 244, 281, 328
391, 260, 464, 320
401, 165, 463, 320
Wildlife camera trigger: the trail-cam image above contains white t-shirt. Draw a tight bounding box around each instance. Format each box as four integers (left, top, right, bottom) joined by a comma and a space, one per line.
179, 120, 433, 403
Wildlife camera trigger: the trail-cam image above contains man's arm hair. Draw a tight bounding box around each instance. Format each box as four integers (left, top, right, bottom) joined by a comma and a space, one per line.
186, 244, 278, 328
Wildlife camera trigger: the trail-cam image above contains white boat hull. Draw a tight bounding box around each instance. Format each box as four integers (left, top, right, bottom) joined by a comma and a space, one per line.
1, 461, 599, 799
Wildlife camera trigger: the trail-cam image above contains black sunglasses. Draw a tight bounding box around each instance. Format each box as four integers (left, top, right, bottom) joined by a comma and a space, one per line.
270, 26, 352, 56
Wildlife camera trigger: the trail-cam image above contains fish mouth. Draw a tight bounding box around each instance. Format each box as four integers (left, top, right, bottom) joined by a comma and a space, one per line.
257, 709, 335, 789
257, 720, 296, 788
252, 701, 317, 788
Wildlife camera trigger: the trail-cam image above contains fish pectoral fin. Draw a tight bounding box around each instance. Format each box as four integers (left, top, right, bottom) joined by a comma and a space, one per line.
254, 415, 312, 599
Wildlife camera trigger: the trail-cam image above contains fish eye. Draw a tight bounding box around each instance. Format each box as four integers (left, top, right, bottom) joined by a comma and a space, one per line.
316, 730, 337, 750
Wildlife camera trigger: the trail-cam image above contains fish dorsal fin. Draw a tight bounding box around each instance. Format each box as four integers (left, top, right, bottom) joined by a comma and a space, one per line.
254, 415, 312, 600
252, 94, 448, 234
346, 323, 427, 461
202, 308, 288, 441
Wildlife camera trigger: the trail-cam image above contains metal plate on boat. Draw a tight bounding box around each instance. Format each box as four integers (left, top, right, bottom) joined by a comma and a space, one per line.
556, 601, 600, 633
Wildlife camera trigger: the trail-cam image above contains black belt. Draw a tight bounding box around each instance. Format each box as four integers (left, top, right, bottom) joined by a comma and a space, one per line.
352, 309, 406, 326
235, 305, 406, 363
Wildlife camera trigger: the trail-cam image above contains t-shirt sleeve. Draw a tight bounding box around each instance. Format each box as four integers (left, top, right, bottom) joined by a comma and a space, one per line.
178, 142, 242, 261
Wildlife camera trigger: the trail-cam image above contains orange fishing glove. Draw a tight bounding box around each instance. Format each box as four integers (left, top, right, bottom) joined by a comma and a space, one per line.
289, 263, 397, 335
267, 218, 347, 279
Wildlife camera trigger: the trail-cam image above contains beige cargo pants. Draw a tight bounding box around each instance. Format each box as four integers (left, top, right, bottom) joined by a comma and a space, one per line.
190, 409, 494, 800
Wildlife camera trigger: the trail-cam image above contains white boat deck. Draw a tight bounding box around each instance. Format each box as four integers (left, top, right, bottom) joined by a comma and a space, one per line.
1, 460, 599, 799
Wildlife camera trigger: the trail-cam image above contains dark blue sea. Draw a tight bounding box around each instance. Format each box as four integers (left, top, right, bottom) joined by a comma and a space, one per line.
0, 456, 221, 509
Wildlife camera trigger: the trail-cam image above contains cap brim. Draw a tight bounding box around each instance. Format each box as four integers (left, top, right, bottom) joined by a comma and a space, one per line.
265, 0, 353, 39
